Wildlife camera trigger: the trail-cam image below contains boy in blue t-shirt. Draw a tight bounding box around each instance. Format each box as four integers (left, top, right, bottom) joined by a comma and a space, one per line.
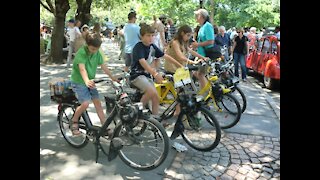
130, 24, 183, 116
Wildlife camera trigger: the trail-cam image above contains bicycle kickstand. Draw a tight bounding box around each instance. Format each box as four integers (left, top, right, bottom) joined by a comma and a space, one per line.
93, 139, 100, 163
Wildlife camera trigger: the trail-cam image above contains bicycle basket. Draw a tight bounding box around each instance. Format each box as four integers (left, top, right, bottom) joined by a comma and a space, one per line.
49, 78, 77, 103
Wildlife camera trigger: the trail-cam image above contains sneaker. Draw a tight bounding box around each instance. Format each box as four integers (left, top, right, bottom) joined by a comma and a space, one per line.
242, 78, 247, 82
172, 142, 188, 152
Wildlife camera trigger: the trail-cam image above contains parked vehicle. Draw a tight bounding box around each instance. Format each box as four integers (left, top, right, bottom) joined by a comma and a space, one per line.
246, 35, 280, 89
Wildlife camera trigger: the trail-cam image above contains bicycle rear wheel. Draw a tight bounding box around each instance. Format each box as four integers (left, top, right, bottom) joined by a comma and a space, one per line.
58, 104, 89, 148
207, 93, 241, 129
231, 86, 247, 113
180, 106, 221, 152
113, 118, 169, 171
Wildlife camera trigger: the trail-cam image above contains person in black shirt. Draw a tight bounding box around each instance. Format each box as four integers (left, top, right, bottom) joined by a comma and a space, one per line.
130, 24, 183, 116
231, 28, 249, 82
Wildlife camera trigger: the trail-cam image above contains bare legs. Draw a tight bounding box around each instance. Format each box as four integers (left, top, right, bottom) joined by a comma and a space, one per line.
140, 86, 159, 115
71, 99, 106, 135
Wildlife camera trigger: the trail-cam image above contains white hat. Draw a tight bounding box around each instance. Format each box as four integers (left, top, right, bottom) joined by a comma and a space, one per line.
81, 24, 89, 31
194, 9, 209, 18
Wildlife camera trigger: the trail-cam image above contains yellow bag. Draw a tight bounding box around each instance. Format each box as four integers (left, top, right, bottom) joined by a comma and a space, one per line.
173, 67, 191, 88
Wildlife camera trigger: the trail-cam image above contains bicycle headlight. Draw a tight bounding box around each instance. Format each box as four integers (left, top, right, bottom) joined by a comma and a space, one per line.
119, 105, 138, 123
195, 95, 204, 102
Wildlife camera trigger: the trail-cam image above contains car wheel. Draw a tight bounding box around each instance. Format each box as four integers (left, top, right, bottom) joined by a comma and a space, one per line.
263, 76, 275, 89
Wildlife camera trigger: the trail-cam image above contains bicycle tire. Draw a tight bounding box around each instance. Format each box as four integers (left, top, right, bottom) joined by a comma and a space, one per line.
207, 93, 241, 129
232, 86, 247, 113
180, 106, 221, 152
58, 104, 89, 148
113, 118, 169, 171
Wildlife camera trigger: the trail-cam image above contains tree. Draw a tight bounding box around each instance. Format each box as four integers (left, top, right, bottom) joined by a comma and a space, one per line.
75, 0, 93, 25
40, 0, 70, 64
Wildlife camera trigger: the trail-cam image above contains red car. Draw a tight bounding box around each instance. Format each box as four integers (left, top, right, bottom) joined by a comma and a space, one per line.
246, 35, 280, 89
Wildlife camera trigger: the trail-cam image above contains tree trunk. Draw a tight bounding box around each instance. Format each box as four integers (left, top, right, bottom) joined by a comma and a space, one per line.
75, 0, 93, 25
210, 0, 214, 24
47, 16, 66, 64
46, 0, 70, 64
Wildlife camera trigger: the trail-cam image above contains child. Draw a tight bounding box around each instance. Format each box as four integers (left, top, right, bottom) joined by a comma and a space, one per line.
164, 25, 207, 120
129, 24, 183, 118
70, 32, 117, 136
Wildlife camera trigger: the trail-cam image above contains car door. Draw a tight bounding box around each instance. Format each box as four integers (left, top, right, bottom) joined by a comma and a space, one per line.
250, 38, 263, 71
257, 38, 271, 73
253, 38, 267, 73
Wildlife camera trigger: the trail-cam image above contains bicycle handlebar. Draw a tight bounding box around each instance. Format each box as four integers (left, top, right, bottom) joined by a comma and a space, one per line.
186, 64, 199, 71
93, 78, 123, 91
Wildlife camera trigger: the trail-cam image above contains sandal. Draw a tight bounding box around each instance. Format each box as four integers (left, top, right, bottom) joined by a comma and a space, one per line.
70, 120, 81, 136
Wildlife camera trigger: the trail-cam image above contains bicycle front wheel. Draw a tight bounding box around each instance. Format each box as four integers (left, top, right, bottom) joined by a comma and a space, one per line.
231, 86, 247, 113
207, 93, 241, 129
181, 106, 221, 152
113, 118, 169, 171
58, 104, 89, 148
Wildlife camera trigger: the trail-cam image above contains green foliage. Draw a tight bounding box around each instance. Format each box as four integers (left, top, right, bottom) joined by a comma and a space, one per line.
40, 6, 54, 27
41, 0, 280, 31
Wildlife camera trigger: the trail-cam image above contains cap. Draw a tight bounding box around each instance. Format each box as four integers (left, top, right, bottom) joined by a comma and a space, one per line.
194, 9, 209, 18
128, 11, 137, 20
68, 19, 75, 23
81, 24, 89, 31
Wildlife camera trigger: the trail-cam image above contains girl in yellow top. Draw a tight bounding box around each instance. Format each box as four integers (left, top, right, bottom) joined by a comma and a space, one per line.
164, 25, 208, 117
164, 25, 207, 73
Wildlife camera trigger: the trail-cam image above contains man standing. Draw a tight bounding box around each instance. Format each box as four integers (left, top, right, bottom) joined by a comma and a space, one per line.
123, 11, 141, 72
275, 26, 280, 40
215, 26, 231, 61
167, 18, 176, 42
66, 19, 77, 68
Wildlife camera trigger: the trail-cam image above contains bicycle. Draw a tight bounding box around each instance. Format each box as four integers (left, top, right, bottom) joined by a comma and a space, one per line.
52, 78, 169, 171
110, 71, 221, 152
159, 72, 221, 152
208, 58, 247, 113
112, 64, 241, 129
154, 64, 242, 129
190, 63, 242, 129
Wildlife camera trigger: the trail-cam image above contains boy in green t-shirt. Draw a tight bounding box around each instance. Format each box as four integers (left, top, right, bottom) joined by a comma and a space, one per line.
70, 32, 117, 136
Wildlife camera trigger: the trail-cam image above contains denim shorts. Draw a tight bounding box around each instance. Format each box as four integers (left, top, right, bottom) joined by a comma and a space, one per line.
71, 82, 100, 103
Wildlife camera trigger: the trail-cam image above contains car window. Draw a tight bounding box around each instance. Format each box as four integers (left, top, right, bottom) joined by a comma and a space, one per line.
271, 41, 277, 54
257, 40, 263, 51
262, 39, 270, 53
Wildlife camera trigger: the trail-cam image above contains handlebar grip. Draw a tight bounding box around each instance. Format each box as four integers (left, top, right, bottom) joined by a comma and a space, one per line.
93, 79, 105, 83
187, 65, 199, 71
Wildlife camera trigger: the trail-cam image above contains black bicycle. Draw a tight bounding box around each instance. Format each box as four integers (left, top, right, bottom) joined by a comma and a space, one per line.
211, 58, 247, 113
159, 73, 222, 152
106, 72, 221, 152
54, 78, 169, 171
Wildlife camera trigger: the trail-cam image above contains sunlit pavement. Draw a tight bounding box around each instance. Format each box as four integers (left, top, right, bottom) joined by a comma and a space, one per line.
40, 39, 280, 180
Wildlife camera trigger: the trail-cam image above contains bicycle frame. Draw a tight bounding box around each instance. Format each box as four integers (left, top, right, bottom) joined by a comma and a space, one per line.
154, 79, 177, 104
58, 79, 147, 163
157, 67, 232, 113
